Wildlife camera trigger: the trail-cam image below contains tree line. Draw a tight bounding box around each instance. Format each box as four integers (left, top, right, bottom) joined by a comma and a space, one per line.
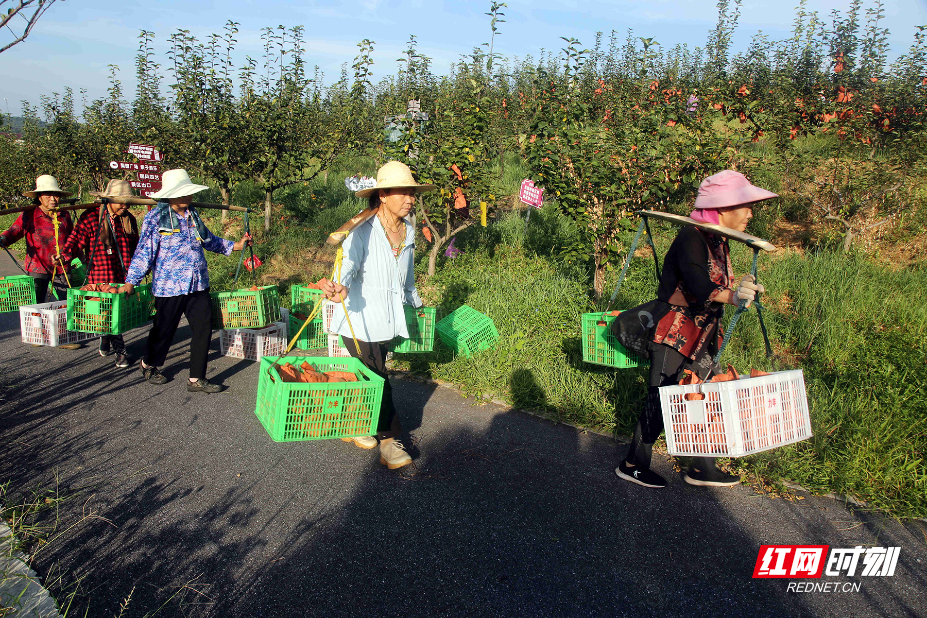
1, 0, 924, 292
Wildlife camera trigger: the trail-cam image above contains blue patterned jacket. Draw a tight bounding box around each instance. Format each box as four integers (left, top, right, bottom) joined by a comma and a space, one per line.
126, 207, 233, 297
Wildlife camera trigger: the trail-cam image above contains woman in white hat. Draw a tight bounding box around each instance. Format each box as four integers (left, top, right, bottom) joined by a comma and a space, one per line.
615, 170, 776, 489
117, 169, 252, 393
321, 161, 434, 469
0, 175, 77, 308
57, 179, 140, 368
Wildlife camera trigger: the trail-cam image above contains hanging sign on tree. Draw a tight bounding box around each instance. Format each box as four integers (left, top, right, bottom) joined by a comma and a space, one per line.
109, 161, 161, 172
125, 143, 163, 162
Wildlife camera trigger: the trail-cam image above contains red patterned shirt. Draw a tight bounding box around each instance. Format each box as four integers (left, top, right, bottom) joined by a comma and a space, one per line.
0, 208, 75, 275
653, 226, 733, 361
61, 207, 139, 284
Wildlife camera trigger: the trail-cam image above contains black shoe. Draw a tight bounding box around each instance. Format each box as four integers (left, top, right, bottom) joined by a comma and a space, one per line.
615, 461, 667, 488
114, 352, 131, 368
684, 465, 741, 487
99, 339, 113, 357
141, 362, 168, 385
187, 379, 223, 393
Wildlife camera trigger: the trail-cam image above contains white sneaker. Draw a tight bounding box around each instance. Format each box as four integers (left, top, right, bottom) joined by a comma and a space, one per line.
379, 439, 412, 469
341, 436, 377, 450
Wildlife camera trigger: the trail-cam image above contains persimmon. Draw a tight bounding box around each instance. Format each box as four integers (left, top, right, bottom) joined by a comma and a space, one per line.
325, 371, 358, 382
278, 363, 301, 382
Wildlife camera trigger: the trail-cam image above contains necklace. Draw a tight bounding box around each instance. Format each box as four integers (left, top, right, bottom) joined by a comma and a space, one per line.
379, 213, 404, 235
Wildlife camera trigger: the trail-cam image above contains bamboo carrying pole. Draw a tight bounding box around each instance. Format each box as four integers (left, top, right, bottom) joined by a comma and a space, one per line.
638, 210, 776, 252
0, 198, 80, 216
326, 206, 379, 245
0, 198, 249, 217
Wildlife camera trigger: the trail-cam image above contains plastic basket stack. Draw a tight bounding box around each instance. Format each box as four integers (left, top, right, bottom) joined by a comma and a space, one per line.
67, 284, 154, 335
253, 356, 384, 442
659, 369, 813, 457
581, 311, 642, 369
220, 308, 289, 361
0, 275, 37, 313
20, 301, 97, 347
211, 286, 280, 329
436, 305, 498, 357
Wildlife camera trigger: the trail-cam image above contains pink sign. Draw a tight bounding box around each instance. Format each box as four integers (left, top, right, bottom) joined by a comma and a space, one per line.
109, 161, 161, 172
519, 179, 544, 208
126, 143, 163, 162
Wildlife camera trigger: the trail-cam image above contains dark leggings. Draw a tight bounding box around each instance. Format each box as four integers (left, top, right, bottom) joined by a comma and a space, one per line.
342, 337, 401, 440
146, 290, 212, 379
30, 273, 71, 304
624, 343, 718, 473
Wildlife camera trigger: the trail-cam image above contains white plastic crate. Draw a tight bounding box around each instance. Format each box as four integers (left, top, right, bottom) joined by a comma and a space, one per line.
659, 369, 812, 457
20, 301, 98, 347
327, 333, 351, 358
220, 308, 289, 361
322, 301, 336, 333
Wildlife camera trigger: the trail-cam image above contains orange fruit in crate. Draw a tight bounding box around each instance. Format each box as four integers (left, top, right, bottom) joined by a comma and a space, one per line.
325, 371, 358, 382
278, 363, 302, 382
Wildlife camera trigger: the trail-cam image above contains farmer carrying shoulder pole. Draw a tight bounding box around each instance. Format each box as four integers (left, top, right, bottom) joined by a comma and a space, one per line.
56, 179, 140, 368
117, 169, 252, 393
0, 175, 76, 306
321, 161, 434, 469
615, 170, 776, 489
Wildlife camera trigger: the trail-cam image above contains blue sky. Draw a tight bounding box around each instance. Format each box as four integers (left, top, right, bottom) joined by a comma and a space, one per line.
2, 0, 926, 116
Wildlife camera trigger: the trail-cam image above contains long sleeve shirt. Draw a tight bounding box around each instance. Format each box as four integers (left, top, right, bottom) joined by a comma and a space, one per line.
0, 208, 74, 275
61, 207, 138, 284
125, 207, 233, 297
330, 215, 423, 343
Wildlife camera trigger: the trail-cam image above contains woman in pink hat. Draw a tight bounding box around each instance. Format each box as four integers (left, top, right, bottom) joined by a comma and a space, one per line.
615, 170, 776, 489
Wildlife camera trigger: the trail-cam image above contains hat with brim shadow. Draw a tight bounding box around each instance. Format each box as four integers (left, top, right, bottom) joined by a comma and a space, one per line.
693, 170, 778, 210
150, 169, 209, 200
23, 175, 72, 198
356, 161, 436, 198
89, 179, 135, 198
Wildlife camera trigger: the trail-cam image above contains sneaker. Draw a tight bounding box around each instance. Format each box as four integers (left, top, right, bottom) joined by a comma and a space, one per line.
187, 378, 223, 393
615, 461, 667, 488
379, 439, 412, 469
141, 362, 168, 385
114, 353, 131, 368
99, 339, 113, 357
341, 436, 377, 449
684, 465, 741, 487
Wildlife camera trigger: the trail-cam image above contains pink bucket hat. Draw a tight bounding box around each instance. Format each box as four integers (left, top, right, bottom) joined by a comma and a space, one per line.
693, 170, 778, 209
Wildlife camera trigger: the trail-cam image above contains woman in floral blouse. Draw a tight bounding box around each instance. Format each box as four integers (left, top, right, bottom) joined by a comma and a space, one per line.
615, 170, 776, 489
118, 169, 251, 393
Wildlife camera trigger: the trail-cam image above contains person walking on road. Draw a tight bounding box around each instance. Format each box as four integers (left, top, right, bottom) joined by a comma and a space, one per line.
321, 161, 434, 470
615, 170, 776, 488
0, 175, 78, 302
57, 179, 140, 368
117, 169, 251, 393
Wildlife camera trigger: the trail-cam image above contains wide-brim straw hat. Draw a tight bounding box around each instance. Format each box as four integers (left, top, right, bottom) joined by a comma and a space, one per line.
355, 161, 436, 198
693, 170, 778, 210
23, 174, 72, 198
150, 169, 208, 200
90, 179, 135, 198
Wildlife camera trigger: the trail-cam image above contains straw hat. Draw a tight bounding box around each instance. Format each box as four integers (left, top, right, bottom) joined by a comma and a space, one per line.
150, 169, 208, 200
693, 170, 778, 210
90, 179, 135, 198
355, 161, 436, 198
23, 175, 72, 198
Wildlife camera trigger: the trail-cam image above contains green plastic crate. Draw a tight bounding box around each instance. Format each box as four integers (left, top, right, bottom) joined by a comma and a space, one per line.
388, 305, 436, 353
66, 284, 154, 335
581, 311, 643, 369
291, 284, 324, 315
436, 305, 498, 357
0, 275, 36, 313
289, 312, 327, 350
69, 257, 87, 287
211, 286, 280, 329
254, 356, 384, 442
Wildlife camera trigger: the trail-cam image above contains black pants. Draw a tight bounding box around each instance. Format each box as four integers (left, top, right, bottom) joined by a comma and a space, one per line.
30, 273, 71, 304
100, 334, 126, 354
146, 290, 212, 380
342, 337, 401, 440
624, 343, 720, 472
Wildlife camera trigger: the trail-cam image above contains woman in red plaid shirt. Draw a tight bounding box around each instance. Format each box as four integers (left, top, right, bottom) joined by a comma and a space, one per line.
58, 180, 140, 368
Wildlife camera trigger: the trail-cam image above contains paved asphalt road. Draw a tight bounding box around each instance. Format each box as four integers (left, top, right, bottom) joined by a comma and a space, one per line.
0, 250, 925, 617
